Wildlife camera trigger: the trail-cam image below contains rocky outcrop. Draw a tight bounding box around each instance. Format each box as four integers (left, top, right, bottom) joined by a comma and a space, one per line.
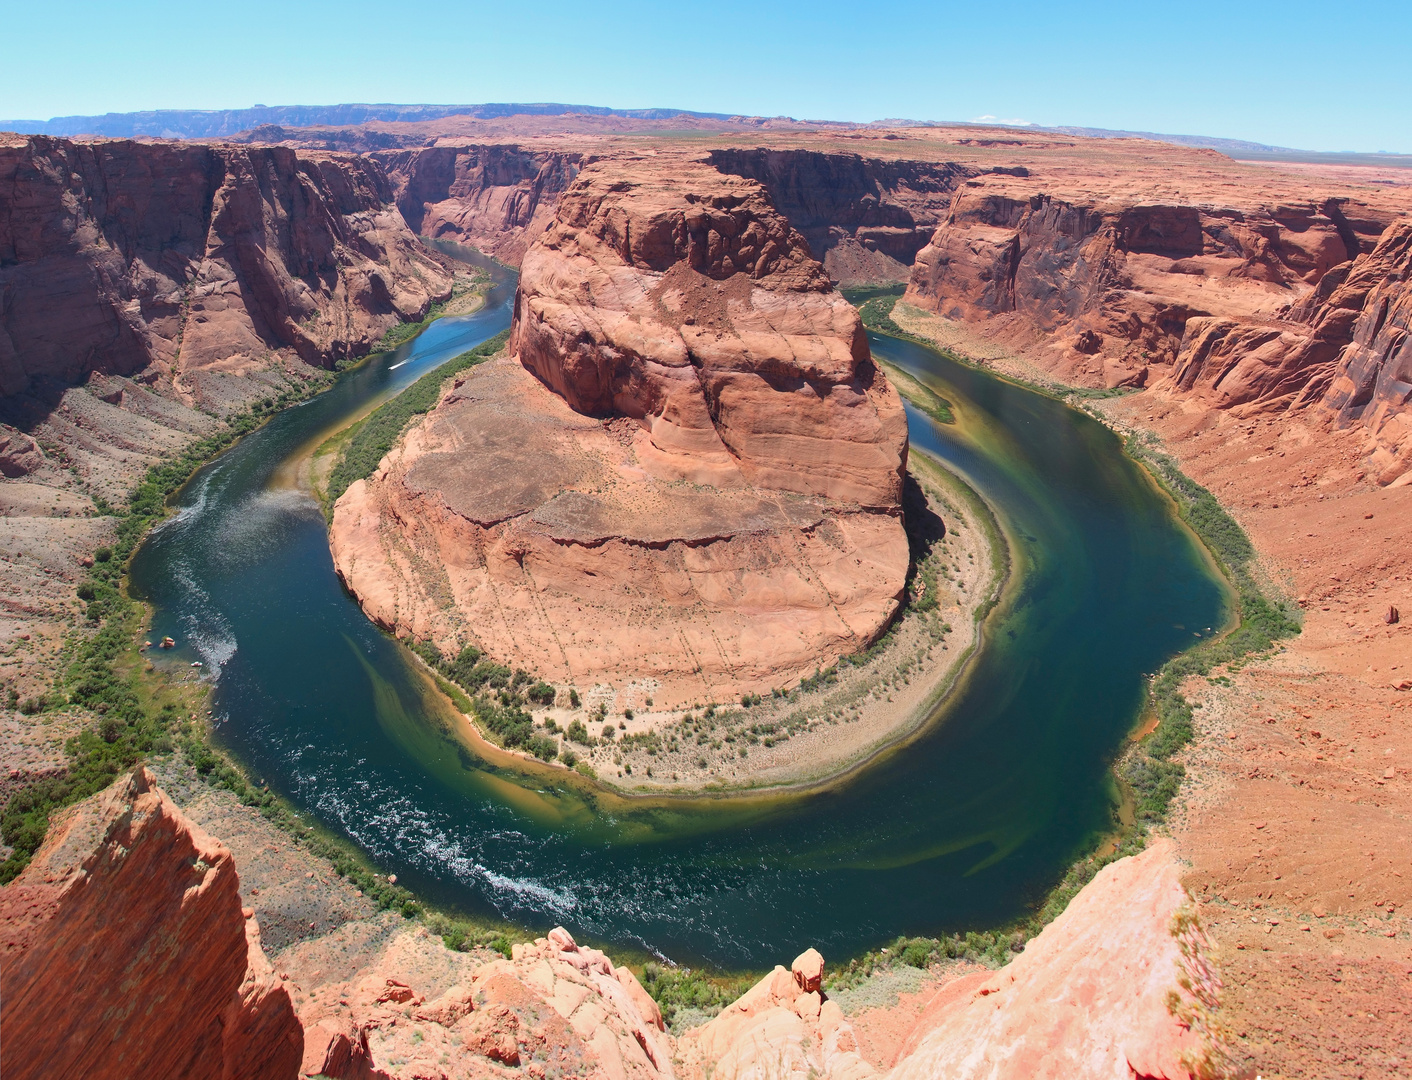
1162, 221, 1412, 484
298, 925, 674, 1080
886, 840, 1213, 1080
375, 144, 588, 264
706, 149, 969, 285
513, 160, 906, 504
0, 134, 453, 408
331, 159, 909, 701
0, 766, 302, 1080
905, 178, 1395, 388
678, 842, 1216, 1080
677, 948, 873, 1080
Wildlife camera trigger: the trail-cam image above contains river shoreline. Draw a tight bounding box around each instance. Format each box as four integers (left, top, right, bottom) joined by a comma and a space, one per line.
111, 265, 1231, 968
417, 447, 1012, 802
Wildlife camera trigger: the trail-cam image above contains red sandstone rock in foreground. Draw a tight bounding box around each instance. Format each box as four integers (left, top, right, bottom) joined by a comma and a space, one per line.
331, 159, 909, 701
887, 839, 1212, 1080
296, 924, 674, 1080
678, 842, 1216, 1080
677, 947, 874, 1080
0, 766, 301, 1080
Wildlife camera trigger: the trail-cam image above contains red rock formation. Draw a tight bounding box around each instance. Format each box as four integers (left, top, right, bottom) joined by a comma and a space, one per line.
705, 149, 970, 285
677, 947, 873, 1080
0, 766, 302, 1080
295, 925, 674, 1080
374, 144, 588, 265
905, 179, 1394, 388
679, 842, 1216, 1080
513, 160, 907, 507
331, 159, 909, 701
1163, 221, 1412, 483
0, 134, 453, 407
886, 840, 1211, 1080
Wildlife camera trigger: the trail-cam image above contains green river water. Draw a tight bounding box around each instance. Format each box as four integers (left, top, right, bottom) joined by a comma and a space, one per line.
129, 247, 1230, 967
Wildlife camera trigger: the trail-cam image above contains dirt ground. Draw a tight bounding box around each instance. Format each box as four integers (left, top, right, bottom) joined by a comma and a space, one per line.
1092, 391, 1412, 1079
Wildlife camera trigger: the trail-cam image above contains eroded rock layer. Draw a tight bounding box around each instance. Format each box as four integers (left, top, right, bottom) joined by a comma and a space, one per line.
332, 160, 909, 701
0, 767, 301, 1080
0, 134, 453, 409
375, 144, 589, 265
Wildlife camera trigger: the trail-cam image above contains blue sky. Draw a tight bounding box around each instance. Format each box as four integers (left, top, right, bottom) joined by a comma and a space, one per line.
3, 0, 1408, 152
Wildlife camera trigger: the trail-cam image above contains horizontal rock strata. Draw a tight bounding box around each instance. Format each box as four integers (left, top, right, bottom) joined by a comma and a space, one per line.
333, 160, 909, 701
0, 134, 453, 409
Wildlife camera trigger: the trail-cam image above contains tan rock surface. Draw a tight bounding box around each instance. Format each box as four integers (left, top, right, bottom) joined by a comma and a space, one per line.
0, 766, 301, 1080
291, 924, 673, 1080
887, 840, 1210, 1080
676, 952, 874, 1080
332, 159, 909, 702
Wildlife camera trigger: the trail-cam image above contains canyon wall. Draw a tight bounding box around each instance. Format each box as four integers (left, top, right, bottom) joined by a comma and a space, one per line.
0, 134, 453, 410
904, 178, 1392, 387
901, 172, 1412, 481
1168, 220, 1412, 484
331, 158, 910, 701
706, 148, 970, 285
0, 767, 302, 1080
374, 144, 589, 264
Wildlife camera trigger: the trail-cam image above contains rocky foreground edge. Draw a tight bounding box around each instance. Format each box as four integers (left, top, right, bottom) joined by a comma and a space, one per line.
331, 159, 911, 703
0, 768, 1220, 1080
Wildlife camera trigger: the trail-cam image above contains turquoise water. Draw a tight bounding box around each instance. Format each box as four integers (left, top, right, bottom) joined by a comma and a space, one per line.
129, 251, 1229, 968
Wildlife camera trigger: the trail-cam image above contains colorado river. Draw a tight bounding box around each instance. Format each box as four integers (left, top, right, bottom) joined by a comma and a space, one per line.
130, 246, 1229, 967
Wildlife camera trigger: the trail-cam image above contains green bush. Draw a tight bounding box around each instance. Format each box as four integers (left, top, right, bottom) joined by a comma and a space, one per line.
526, 682, 556, 706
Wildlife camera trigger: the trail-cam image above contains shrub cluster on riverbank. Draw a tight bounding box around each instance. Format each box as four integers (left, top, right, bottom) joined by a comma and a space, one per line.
1120, 435, 1301, 823
0, 382, 333, 884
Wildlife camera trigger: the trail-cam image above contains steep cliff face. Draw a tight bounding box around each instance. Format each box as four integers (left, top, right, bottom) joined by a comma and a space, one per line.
512, 160, 906, 505
331, 159, 909, 701
904, 176, 1395, 388
1162, 221, 1412, 484
675, 842, 1216, 1080
0, 766, 301, 1080
707, 148, 971, 285
0, 134, 453, 408
374, 144, 587, 264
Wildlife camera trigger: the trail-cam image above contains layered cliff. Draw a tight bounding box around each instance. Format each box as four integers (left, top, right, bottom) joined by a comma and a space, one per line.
1167, 220, 1412, 484
706, 148, 969, 285
904, 177, 1393, 389
0, 134, 453, 409
375, 144, 588, 264
0, 766, 301, 1080
331, 158, 909, 703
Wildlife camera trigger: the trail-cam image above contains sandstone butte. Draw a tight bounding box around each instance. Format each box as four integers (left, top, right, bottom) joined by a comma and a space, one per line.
0, 769, 1216, 1080
330, 159, 911, 703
